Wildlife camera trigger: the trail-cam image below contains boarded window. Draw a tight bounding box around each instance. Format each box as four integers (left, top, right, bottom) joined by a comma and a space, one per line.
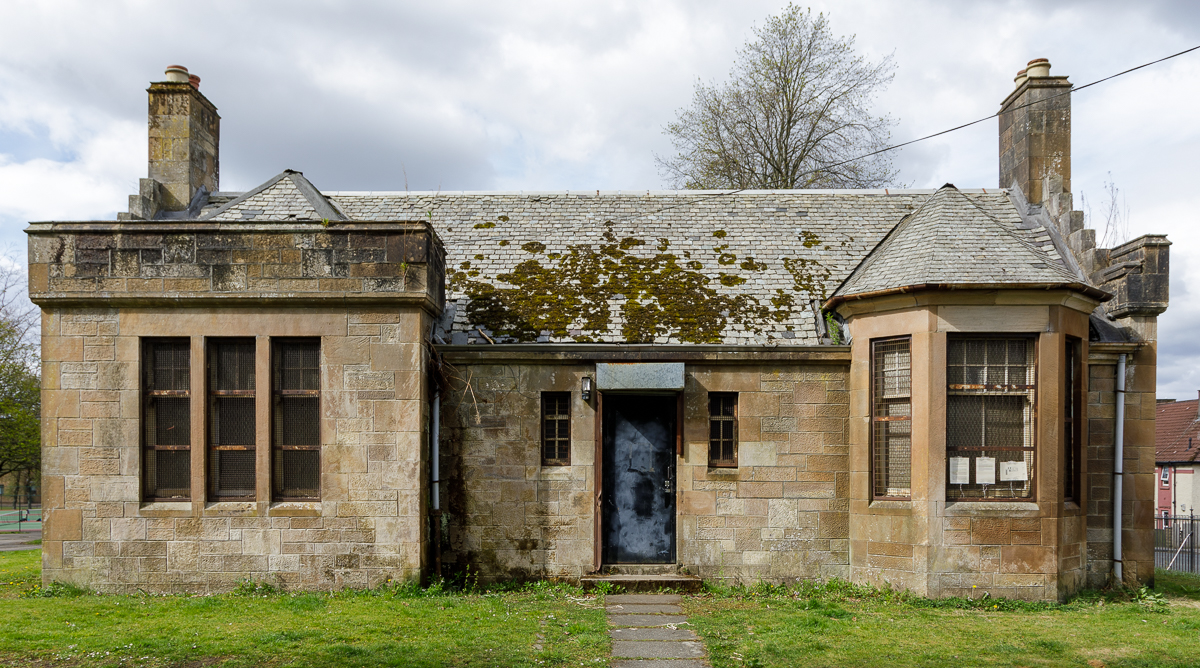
273, 339, 321, 499
872, 338, 911, 499
1064, 337, 1083, 503
709, 393, 738, 468
946, 337, 1036, 500
142, 339, 191, 500
541, 392, 570, 465
208, 339, 257, 500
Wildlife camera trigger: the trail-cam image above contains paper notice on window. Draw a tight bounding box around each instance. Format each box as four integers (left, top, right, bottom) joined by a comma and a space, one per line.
1000, 460, 1028, 482
975, 457, 996, 485
949, 457, 970, 485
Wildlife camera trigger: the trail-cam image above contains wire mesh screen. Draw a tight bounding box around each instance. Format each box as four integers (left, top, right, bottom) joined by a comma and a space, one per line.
144, 448, 191, 499
143, 339, 191, 500
947, 337, 1035, 499
212, 397, 256, 445
274, 449, 320, 499
209, 339, 257, 499
273, 340, 320, 499
149, 341, 190, 390
209, 449, 256, 499
541, 392, 571, 465
872, 338, 911, 498
147, 397, 190, 446
709, 393, 738, 467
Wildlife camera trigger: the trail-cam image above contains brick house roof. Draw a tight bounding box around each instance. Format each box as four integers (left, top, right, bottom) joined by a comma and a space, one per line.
1157, 398, 1200, 464
188, 171, 1104, 345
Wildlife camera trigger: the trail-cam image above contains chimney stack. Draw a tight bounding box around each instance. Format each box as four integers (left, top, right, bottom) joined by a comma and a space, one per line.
144, 65, 220, 213
998, 58, 1071, 205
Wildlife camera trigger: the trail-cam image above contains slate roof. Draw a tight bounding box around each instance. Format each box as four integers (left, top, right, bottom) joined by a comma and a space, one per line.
183, 171, 1101, 346
829, 184, 1090, 302
1157, 399, 1200, 464
201, 170, 346, 222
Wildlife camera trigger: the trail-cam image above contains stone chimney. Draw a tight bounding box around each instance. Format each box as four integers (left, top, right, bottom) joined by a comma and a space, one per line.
126, 65, 220, 218
999, 58, 1071, 205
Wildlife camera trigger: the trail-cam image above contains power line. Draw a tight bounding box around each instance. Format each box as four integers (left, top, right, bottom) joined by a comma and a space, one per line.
641, 44, 1200, 219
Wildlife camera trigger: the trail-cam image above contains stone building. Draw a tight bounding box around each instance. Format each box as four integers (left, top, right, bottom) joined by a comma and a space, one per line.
30, 60, 1168, 600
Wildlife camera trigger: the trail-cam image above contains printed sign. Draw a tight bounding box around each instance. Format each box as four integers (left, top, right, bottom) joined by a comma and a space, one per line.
976, 457, 996, 485
949, 457, 970, 485
1000, 460, 1028, 482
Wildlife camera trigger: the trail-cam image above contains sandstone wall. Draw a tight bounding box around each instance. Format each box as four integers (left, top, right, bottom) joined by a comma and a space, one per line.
439, 360, 851, 583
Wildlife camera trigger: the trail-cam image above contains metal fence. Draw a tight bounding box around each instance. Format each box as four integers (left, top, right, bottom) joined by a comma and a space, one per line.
0, 508, 42, 532
1155, 514, 1200, 573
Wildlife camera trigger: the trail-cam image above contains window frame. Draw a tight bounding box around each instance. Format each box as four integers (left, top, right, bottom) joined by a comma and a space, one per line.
1064, 337, 1083, 503
141, 338, 193, 502
708, 392, 739, 468
271, 338, 322, 501
1162, 468, 1171, 487
206, 337, 258, 502
871, 336, 912, 500
945, 334, 1039, 502
541, 392, 571, 466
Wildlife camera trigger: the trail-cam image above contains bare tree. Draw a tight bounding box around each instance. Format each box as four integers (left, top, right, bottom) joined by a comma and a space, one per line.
657, 5, 899, 190
0, 256, 39, 504
1081, 173, 1131, 249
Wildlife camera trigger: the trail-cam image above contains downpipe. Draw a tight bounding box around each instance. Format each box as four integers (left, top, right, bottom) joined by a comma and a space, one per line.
431, 390, 442, 578
1114, 353, 1126, 584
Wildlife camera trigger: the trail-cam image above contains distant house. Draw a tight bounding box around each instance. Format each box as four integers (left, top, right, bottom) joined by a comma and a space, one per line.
1155, 397, 1200, 519
29, 60, 1169, 600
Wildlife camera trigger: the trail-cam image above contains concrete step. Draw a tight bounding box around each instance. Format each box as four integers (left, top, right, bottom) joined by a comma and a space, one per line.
581, 574, 702, 593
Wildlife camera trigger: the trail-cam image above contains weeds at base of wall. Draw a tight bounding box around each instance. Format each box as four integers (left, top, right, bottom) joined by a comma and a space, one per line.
697, 576, 1174, 614
20, 581, 89, 598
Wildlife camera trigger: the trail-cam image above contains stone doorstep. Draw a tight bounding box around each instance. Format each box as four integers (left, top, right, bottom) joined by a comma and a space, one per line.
582, 574, 702, 593
605, 593, 710, 668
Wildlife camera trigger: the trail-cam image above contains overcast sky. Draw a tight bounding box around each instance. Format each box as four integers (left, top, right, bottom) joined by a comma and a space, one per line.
1, 0, 1198, 396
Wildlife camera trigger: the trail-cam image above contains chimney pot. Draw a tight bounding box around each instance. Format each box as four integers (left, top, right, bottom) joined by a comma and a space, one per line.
1025, 58, 1051, 78
164, 65, 189, 83
188, 74, 201, 90
1014, 69, 1027, 88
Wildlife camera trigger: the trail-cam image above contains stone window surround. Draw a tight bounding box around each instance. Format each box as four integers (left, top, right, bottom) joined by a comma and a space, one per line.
843, 296, 1095, 517
139, 334, 324, 513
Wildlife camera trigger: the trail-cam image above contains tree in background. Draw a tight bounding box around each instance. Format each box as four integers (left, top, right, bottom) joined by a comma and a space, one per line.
0, 259, 39, 508
657, 5, 899, 190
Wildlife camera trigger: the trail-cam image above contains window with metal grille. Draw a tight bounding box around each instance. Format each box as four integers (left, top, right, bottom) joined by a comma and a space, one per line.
709, 393, 738, 468
541, 392, 570, 466
208, 339, 257, 500
872, 337, 911, 499
1064, 337, 1083, 503
273, 339, 321, 499
946, 336, 1036, 500
142, 339, 191, 500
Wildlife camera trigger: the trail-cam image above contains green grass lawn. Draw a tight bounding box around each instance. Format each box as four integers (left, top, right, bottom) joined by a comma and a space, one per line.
685, 572, 1200, 668
0, 550, 609, 667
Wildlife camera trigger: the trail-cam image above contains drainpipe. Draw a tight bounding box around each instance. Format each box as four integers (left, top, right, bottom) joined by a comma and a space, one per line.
431, 390, 442, 577
1114, 353, 1127, 584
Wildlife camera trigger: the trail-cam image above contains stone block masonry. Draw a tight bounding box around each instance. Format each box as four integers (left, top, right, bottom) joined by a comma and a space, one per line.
32, 223, 444, 593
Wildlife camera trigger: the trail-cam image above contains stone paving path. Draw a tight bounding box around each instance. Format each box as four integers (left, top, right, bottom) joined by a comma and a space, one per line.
606, 593, 710, 668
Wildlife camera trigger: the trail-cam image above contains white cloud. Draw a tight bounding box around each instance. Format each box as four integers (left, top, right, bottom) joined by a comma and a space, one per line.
0, 0, 1198, 395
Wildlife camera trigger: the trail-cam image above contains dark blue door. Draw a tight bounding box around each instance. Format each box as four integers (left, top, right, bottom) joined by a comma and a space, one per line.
602, 394, 676, 564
